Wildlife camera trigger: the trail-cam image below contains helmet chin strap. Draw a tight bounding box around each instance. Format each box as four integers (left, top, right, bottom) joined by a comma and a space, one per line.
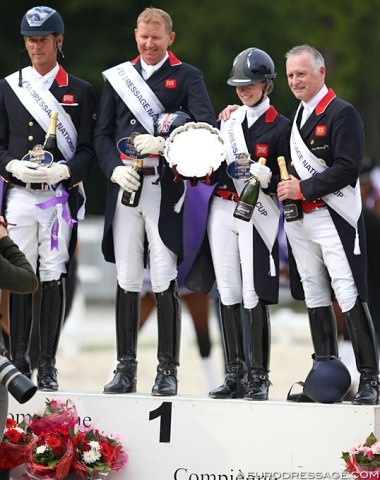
55, 36, 65, 59
57, 45, 65, 59
18, 37, 25, 87
251, 80, 269, 107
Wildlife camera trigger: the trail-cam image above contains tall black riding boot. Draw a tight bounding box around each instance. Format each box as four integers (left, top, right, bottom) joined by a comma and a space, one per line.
288, 305, 339, 403
209, 302, 247, 399
344, 299, 379, 405
104, 286, 139, 394
9, 293, 33, 377
244, 302, 271, 401
152, 280, 181, 396
308, 305, 339, 357
37, 279, 66, 391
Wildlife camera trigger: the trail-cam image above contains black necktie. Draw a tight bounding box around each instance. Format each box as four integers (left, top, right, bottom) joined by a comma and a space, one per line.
296, 105, 304, 129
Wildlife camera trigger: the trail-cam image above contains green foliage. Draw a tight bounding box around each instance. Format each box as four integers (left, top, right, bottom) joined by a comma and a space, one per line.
2, 1, 380, 212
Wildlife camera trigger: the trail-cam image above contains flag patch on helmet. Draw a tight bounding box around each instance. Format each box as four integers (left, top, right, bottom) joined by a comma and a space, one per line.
25, 6, 56, 27
155, 113, 179, 134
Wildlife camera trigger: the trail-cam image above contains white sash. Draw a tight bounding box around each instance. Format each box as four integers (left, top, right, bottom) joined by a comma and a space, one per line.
6, 68, 86, 222
290, 108, 361, 254
6, 67, 77, 162
221, 107, 281, 276
102, 61, 164, 134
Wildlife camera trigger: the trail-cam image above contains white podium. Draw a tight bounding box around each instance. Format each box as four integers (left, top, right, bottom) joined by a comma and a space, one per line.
8, 390, 380, 479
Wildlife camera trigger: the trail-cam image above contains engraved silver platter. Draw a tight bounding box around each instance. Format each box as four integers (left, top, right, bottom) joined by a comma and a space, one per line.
164, 122, 225, 178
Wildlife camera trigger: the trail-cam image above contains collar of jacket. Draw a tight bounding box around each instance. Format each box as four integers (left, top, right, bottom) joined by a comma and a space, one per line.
55, 64, 69, 87
265, 105, 278, 123
315, 88, 336, 115
131, 50, 182, 66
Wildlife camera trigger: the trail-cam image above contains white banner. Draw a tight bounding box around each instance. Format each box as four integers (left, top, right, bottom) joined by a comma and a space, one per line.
102, 61, 164, 134
6, 67, 77, 161
221, 110, 280, 271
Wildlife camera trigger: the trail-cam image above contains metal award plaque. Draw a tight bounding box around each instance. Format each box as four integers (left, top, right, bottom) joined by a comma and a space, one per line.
117, 133, 150, 160
22, 144, 54, 167
227, 153, 254, 180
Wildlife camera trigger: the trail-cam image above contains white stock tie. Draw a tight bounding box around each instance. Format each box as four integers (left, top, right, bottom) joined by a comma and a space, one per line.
246, 108, 258, 128
300, 105, 311, 127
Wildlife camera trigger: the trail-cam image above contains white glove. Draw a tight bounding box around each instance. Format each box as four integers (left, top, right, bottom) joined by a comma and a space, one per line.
134, 134, 165, 155
250, 162, 272, 189
42, 163, 70, 185
5, 160, 48, 183
111, 166, 141, 192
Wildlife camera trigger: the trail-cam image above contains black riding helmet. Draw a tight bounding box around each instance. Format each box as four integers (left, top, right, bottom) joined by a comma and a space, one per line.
20, 6, 64, 36
303, 355, 351, 403
227, 47, 276, 107
18, 7, 65, 87
227, 47, 276, 87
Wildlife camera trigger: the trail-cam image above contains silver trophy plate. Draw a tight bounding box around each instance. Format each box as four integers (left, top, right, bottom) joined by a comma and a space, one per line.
164, 122, 226, 178
22, 144, 54, 167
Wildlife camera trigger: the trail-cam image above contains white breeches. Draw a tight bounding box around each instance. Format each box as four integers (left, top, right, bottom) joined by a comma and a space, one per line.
5, 186, 71, 281
284, 207, 358, 313
113, 182, 177, 293
207, 197, 259, 308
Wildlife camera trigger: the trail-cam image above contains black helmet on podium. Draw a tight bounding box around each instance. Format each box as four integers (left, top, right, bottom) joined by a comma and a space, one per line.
303, 355, 351, 403
227, 47, 276, 86
154, 110, 193, 138
20, 6, 64, 36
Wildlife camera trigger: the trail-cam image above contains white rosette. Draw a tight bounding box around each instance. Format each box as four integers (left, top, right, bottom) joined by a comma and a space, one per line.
164, 122, 226, 180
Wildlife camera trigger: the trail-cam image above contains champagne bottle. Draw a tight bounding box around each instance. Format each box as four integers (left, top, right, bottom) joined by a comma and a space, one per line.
277, 156, 303, 222
121, 159, 144, 207
43, 111, 58, 162
233, 157, 267, 222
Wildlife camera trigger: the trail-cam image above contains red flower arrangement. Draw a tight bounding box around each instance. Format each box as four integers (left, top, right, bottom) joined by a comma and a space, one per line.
26, 430, 74, 480
342, 432, 380, 479
70, 428, 129, 480
0, 418, 34, 470
29, 398, 79, 436
2, 398, 128, 480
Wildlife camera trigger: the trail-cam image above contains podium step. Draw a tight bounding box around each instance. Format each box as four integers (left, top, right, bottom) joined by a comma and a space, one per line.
8, 390, 379, 478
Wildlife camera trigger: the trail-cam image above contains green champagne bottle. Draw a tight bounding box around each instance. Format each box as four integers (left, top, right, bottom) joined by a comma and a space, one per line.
121, 159, 144, 207
277, 156, 303, 222
233, 157, 267, 222
43, 111, 58, 162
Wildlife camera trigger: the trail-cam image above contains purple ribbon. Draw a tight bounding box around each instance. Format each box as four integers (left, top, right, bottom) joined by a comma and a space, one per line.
35, 188, 77, 250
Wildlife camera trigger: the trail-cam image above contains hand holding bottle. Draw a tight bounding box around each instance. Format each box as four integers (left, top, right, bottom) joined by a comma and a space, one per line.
277, 156, 303, 221
233, 157, 267, 222
111, 165, 141, 192
277, 174, 301, 200
249, 162, 272, 188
